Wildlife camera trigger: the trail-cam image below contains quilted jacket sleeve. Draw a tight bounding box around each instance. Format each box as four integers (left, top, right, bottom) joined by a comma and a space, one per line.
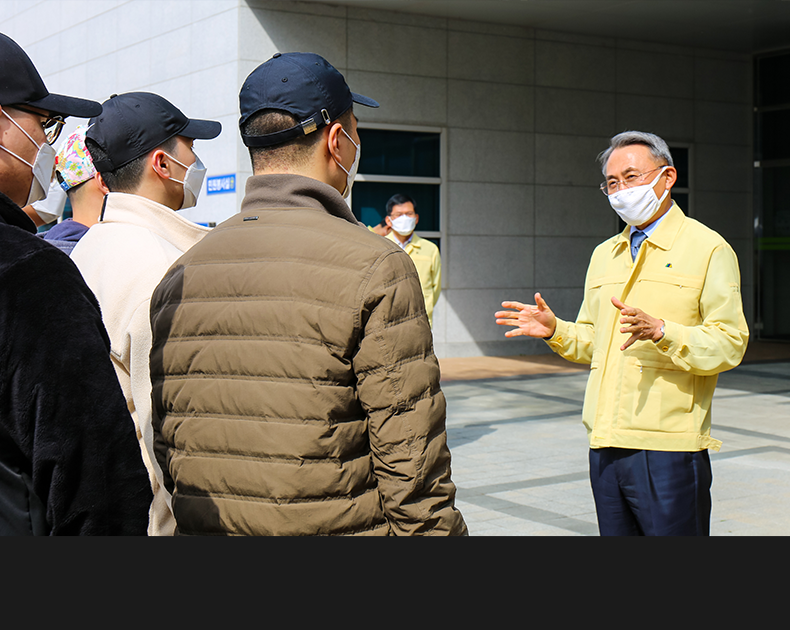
0, 242, 152, 535
353, 249, 467, 536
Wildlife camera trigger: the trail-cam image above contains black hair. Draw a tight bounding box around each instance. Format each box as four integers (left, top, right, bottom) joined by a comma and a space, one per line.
386, 193, 416, 217
243, 107, 353, 173
85, 135, 179, 193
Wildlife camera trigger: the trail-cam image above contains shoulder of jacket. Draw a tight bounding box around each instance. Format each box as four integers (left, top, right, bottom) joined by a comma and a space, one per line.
680, 215, 730, 248
413, 235, 439, 252
0, 226, 73, 275
592, 233, 623, 256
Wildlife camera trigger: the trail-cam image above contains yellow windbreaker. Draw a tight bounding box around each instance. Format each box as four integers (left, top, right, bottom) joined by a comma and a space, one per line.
386, 232, 441, 327
546, 204, 749, 452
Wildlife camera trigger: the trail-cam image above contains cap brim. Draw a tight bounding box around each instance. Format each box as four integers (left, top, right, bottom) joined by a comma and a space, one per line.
29, 93, 102, 119
352, 93, 379, 109
181, 118, 222, 140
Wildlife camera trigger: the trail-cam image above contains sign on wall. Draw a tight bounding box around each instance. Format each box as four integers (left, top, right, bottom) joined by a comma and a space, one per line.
207, 174, 236, 195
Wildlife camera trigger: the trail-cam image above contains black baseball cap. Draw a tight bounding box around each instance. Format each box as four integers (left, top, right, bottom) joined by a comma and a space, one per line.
86, 92, 222, 172
239, 52, 379, 148
0, 32, 101, 118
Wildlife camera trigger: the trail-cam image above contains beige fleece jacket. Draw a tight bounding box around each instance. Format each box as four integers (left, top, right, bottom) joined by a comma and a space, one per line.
71, 193, 210, 535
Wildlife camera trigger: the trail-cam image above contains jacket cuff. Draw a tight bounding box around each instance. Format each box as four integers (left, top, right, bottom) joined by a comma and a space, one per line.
544, 318, 568, 350
654, 319, 678, 356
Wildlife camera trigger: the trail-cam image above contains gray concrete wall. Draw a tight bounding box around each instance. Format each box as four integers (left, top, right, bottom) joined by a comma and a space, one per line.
239, 2, 752, 358
1, 0, 754, 358
0, 0, 243, 226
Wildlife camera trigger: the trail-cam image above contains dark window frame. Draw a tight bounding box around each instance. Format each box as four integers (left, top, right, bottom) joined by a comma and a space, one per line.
351, 123, 446, 262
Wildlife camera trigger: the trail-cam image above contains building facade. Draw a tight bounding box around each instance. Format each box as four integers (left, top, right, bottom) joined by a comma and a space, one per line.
3, 0, 776, 358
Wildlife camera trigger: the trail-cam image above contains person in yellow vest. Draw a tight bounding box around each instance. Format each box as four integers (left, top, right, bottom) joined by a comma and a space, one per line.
384, 193, 441, 327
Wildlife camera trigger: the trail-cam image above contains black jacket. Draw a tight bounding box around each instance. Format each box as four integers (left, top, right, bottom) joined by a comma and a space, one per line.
0, 191, 152, 535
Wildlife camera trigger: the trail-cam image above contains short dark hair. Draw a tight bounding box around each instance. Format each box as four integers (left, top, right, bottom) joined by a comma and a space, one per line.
243, 107, 353, 173
55, 170, 88, 200
85, 135, 179, 193
386, 193, 416, 217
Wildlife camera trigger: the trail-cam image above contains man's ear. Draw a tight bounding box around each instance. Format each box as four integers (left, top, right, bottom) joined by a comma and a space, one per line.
326, 122, 345, 164
663, 166, 678, 191
150, 149, 172, 180
95, 172, 110, 195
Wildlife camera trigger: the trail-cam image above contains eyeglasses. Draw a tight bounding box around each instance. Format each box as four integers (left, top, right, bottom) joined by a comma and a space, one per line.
600, 166, 666, 196
8, 104, 66, 145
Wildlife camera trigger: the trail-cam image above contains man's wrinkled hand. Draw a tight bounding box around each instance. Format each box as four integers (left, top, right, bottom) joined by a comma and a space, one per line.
611, 296, 664, 351
495, 293, 557, 339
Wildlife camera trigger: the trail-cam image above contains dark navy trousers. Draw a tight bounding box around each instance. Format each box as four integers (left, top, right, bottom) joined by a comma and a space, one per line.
589, 448, 712, 536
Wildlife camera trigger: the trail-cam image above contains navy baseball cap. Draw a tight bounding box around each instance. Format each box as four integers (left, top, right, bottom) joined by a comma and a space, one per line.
0, 32, 101, 118
86, 92, 222, 172
239, 52, 379, 148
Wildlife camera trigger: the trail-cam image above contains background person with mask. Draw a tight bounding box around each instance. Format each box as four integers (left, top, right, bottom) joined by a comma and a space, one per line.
384, 193, 441, 328
495, 130, 749, 536
71, 92, 221, 536
40, 126, 109, 255
0, 32, 152, 534
148, 52, 466, 536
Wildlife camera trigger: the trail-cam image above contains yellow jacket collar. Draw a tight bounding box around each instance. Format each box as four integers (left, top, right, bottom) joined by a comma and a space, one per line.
611, 202, 684, 253
386, 232, 422, 249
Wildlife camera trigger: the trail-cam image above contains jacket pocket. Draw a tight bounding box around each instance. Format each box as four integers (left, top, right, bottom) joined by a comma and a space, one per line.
633, 272, 703, 325
627, 357, 695, 433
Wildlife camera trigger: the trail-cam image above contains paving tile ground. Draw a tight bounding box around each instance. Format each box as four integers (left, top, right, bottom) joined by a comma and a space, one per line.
438, 342, 790, 536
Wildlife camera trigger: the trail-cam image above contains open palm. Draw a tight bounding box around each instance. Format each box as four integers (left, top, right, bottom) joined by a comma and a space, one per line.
495, 293, 557, 338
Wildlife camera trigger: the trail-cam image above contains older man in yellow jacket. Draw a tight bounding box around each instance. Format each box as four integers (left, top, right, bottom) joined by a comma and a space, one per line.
385, 194, 442, 328
495, 131, 749, 537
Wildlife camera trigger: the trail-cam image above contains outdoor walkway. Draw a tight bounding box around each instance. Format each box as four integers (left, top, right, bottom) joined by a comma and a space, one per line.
438, 341, 790, 536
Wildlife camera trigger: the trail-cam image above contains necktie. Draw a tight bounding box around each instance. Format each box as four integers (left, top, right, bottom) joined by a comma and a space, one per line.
631, 230, 647, 261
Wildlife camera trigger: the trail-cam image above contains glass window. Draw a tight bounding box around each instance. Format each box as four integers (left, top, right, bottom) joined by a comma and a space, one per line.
672, 146, 689, 189
757, 110, 790, 161
756, 53, 790, 108
352, 182, 440, 231
351, 125, 443, 251
358, 129, 440, 177
755, 50, 790, 340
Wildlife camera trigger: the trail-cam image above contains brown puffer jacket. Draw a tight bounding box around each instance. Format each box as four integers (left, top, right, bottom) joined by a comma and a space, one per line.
149, 174, 467, 536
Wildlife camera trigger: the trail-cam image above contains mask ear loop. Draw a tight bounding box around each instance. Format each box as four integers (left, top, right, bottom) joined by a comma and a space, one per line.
159, 151, 190, 185
651, 166, 670, 204
0, 110, 40, 168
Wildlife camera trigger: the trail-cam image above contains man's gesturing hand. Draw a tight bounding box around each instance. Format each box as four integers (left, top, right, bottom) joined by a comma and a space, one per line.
495, 293, 557, 339
612, 296, 664, 350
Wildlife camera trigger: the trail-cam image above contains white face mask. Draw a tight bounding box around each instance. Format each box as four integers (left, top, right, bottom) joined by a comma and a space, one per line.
0, 109, 57, 205
607, 166, 669, 227
332, 127, 360, 199
162, 150, 206, 210
390, 214, 417, 236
